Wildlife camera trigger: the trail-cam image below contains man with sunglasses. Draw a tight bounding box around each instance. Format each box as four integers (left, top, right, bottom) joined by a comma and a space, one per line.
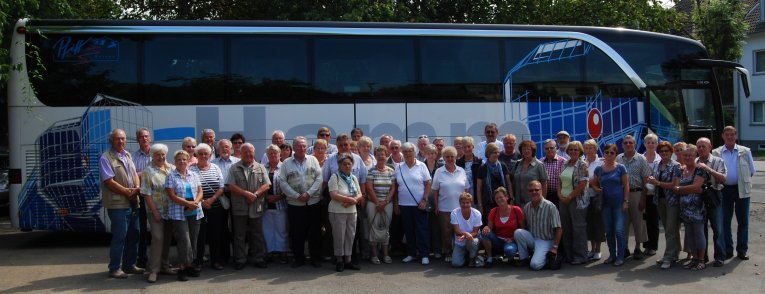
616, 135, 650, 261
476, 123, 504, 163
308, 127, 338, 156
514, 180, 562, 270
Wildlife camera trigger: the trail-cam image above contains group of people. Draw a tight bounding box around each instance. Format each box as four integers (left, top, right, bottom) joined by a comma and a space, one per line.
99, 123, 755, 282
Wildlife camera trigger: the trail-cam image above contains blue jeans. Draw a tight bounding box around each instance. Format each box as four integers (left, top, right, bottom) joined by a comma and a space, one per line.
705, 199, 726, 261
451, 239, 479, 267
400, 206, 430, 257
722, 185, 749, 257
479, 231, 518, 257
107, 208, 140, 272
602, 205, 626, 262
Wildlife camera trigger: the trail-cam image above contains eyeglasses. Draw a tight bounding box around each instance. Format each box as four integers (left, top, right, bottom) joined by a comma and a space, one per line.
603, 151, 616, 155
232, 141, 243, 145
545, 147, 556, 150
418, 135, 429, 139
528, 189, 541, 192
318, 133, 330, 137
623, 141, 634, 145
184, 145, 195, 148
659, 149, 672, 153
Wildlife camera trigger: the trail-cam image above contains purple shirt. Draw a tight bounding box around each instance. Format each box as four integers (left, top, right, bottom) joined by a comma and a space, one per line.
99, 149, 136, 188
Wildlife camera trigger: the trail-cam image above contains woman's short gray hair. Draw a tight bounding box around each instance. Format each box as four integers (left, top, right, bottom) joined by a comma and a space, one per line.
461, 136, 475, 147
401, 142, 416, 152
266, 144, 281, 154
195, 143, 212, 155
150, 143, 168, 157
336, 152, 354, 165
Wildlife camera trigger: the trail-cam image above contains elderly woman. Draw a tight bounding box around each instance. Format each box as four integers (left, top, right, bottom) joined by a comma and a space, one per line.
230, 133, 246, 158
643, 134, 661, 257
329, 153, 364, 272
450, 193, 482, 267
181, 137, 198, 165
393, 142, 433, 265
647, 141, 681, 269
479, 187, 524, 266
584, 139, 605, 261
454, 137, 465, 158
432, 146, 469, 263
140, 143, 175, 283
424, 143, 444, 258
358, 136, 376, 168
189, 143, 226, 271
558, 141, 590, 265
313, 139, 329, 167
513, 140, 548, 205
591, 144, 629, 266
675, 144, 707, 271
165, 150, 204, 281
476, 142, 512, 226
262, 144, 289, 263
456, 137, 479, 198
366, 146, 396, 264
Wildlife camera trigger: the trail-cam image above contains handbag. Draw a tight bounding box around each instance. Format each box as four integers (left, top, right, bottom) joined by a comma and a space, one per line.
399, 166, 431, 212
701, 183, 720, 208
368, 209, 390, 243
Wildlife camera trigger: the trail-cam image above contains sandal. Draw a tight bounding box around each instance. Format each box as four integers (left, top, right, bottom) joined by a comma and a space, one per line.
683, 259, 698, 269
692, 260, 706, 271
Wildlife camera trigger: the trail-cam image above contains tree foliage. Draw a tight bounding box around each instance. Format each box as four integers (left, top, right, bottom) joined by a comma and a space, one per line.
692, 0, 748, 61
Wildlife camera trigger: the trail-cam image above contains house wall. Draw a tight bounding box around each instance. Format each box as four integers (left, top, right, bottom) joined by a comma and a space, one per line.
738, 31, 765, 151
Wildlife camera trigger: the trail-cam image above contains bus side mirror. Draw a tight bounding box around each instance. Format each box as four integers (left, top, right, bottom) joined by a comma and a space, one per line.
735, 66, 751, 98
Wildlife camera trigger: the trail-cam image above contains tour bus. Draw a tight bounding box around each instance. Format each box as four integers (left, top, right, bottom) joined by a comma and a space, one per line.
6, 19, 749, 232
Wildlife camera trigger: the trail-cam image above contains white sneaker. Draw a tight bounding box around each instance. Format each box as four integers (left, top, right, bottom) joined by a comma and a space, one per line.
402, 256, 415, 263
421, 257, 430, 265
590, 252, 602, 261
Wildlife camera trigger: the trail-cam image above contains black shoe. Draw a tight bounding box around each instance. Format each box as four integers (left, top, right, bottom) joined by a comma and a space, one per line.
713, 260, 724, 267
336, 262, 345, 272
345, 263, 360, 270
177, 270, 188, 281
291, 259, 304, 268
311, 260, 322, 268
136, 258, 147, 268
632, 249, 643, 261
234, 262, 246, 270
186, 267, 200, 277
725, 254, 734, 260
253, 261, 268, 268
738, 255, 750, 260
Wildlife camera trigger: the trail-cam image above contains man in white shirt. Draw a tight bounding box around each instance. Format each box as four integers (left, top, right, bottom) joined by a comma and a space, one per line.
556, 130, 571, 160
475, 123, 503, 163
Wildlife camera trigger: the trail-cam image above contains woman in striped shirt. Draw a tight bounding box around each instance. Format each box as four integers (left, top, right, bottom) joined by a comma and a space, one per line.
189, 143, 226, 270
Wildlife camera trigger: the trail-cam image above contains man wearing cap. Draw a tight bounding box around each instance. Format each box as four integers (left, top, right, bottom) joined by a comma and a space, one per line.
556, 131, 571, 160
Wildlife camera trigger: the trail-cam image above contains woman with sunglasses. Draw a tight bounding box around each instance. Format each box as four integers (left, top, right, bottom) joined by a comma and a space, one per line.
181, 137, 198, 165
591, 144, 629, 266
558, 141, 590, 265
646, 141, 681, 269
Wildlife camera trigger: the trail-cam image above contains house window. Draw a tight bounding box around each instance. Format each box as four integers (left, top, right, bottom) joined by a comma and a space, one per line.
753, 101, 765, 124
756, 50, 765, 74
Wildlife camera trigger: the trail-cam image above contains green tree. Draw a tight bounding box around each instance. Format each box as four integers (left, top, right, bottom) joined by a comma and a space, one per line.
692, 0, 747, 61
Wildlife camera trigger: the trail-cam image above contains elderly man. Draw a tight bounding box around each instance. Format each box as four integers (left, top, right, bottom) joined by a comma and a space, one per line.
712, 126, 756, 261
541, 139, 566, 207
514, 180, 562, 270
323, 133, 368, 264
433, 137, 446, 165
132, 127, 152, 268
227, 143, 271, 270
556, 131, 571, 160
498, 134, 521, 173
99, 129, 144, 278
476, 123, 504, 163
416, 135, 430, 162
617, 135, 650, 260
280, 136, 324, 268
211, 139, 239, 263
308, 127, 339, 155
386, 139, 404, 168
696, 137, 727, 267
201, 129, 217, 159
379, 134, 393, 154
261, 130, 287, 164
